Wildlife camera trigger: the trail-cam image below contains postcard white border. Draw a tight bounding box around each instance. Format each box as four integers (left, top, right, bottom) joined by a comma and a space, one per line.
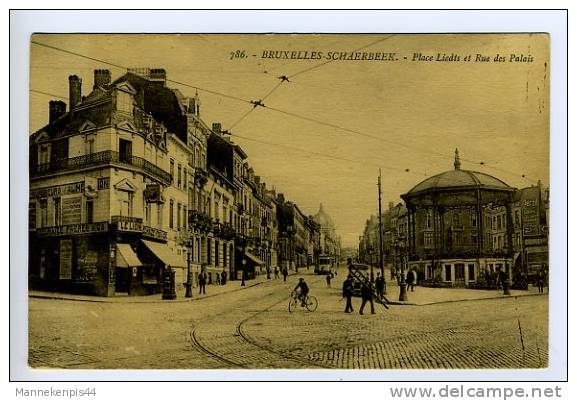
9, 9, 568, 381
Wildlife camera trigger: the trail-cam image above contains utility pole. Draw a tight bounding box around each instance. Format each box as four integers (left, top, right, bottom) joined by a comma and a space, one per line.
378, 169, 384, 281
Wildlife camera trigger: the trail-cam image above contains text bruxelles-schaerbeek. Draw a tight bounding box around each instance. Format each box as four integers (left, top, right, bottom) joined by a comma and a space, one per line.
260, 50, 534, 63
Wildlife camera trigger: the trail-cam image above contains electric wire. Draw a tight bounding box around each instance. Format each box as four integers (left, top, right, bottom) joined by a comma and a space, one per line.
288, 34, 396, 79
30, 40, 540, 185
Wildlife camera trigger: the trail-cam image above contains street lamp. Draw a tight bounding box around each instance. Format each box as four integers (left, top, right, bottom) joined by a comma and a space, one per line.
368, 246, 375, 283
185, 240, 193, 298
398, 241, 408, 302
287, 225, 295, 272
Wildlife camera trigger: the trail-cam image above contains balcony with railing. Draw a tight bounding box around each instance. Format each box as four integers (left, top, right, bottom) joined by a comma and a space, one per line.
31, 151, 172, 185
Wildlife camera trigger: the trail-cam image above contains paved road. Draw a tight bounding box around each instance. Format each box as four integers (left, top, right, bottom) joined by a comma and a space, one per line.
28, 267, 548, 369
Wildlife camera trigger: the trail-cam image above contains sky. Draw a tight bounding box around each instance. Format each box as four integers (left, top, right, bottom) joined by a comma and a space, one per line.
29, 34, 550, 247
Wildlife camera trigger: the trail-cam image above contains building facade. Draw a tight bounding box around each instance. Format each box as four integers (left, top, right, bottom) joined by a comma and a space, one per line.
358, 150, 548, 289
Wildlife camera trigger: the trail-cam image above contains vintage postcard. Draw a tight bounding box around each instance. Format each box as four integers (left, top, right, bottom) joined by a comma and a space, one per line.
27, 33, 549, 370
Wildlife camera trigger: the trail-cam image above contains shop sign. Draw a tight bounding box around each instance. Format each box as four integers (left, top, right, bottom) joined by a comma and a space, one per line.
61, 197, 82, 225
524, 236, 547, 246
37, 222, 109, 237
117, 220, 143, 232
522, 198, 540, 236
97, 177, 110, 190
30, 182, 84, 199
59, 239, 73, 279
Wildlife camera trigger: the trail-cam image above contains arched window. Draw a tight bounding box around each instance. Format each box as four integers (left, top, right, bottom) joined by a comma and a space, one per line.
452, 212, 460, 227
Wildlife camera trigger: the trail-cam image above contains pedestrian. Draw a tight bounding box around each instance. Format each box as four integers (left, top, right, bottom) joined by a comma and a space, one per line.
375, 272, 385, 299
198, 270, 207, 295
359, 280, 375, 315
342, 274, 354, 313
215, 273, 221, 286
406, 269, 415, 292
221, 270, 227, 285
282, 268, 288, 282
537, 269, 545, 294
326, 272, 332, 287
497, 268, 507, 291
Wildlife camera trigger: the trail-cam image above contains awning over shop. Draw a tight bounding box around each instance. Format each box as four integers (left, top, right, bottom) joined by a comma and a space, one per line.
116, 243, 142, 268
245, 251, 264, 266
141, 239, 186, 268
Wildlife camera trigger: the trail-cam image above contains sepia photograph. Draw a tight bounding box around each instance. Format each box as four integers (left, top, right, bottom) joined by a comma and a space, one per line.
25, 31, 552, 372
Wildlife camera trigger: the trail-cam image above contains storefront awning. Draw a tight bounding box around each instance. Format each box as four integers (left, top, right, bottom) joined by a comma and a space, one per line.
141, 239, 186, 268
116, 243, 142, 268
245, 251, 264, 265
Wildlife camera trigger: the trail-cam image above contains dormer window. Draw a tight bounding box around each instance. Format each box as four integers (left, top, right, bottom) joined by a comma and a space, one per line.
116, 90, 133, 114
38, 143, 51, 165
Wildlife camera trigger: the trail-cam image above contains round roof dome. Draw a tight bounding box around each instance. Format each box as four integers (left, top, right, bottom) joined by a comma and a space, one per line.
313, 203, 335, 229
405, 149, 513, 196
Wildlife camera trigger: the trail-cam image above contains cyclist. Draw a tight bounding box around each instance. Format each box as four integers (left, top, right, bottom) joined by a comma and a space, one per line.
293, 278, 310, 307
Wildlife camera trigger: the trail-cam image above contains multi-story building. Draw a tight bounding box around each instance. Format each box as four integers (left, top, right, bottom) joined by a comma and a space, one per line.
511, 183, 549, 280
29, 68, 191, 296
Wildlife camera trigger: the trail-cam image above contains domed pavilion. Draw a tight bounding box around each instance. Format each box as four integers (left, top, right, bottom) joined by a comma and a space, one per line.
400, 149, 516, 287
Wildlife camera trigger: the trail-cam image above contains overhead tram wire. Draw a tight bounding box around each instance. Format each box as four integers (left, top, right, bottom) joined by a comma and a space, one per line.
29, 86, 425, 176
30, 40, 253, 106
228, 107, 257, 131
31, 40, 537, 185
288, 34, 397, 79
230, 132, 427, 176
30, 89, 68, 100
227, 76, 287, 131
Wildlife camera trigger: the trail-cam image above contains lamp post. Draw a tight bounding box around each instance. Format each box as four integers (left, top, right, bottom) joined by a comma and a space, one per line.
287, 225, 295, 272
368, 246, 375, 283
398, 241, 408, 302
185, 240, 193, 298
241, 255, 246, 286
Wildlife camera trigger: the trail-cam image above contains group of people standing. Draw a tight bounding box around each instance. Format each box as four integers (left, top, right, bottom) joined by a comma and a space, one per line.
197, 269, 228, 295
341, 271, 387, 315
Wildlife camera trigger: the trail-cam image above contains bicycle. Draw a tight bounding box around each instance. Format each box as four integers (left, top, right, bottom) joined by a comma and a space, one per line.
288, 290, 318, 313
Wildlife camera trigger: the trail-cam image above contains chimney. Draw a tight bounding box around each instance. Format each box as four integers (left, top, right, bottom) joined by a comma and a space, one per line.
149, 68, 166, 85
93, 69, 111, 88
212, 123, 222, 134
49, 100, 67, 123
68, 75, 82, 110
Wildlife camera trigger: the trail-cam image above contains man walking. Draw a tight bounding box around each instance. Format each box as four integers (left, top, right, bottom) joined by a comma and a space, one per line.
359, 280, 375, 315
221, 270, 227, 285
406, 268, 415, 292
198, 270, 207, 295
375, 272, 385, 299
326, 272, 332, 287
282, 267, 288, 282
342, 274, 354, 313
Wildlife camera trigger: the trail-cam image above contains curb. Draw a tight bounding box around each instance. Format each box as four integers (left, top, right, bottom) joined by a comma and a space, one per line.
29, 279, 271, 304
387, 291, 547, 307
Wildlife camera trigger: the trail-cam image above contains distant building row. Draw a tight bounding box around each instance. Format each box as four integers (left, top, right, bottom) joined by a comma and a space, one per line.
29, 68, 340, 296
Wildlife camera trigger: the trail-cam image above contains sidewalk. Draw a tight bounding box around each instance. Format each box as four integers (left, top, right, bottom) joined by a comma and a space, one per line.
384, 284, 547, 306
29, 272, 293, 303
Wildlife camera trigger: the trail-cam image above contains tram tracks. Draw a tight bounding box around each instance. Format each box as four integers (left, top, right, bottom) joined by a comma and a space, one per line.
187, 274, 328, 369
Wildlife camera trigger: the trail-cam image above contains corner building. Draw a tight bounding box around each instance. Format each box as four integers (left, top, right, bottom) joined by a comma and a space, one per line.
29, 68, 211, 296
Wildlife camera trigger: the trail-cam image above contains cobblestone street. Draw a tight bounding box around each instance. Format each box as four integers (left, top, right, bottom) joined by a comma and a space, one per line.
29, 267, 548, 369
